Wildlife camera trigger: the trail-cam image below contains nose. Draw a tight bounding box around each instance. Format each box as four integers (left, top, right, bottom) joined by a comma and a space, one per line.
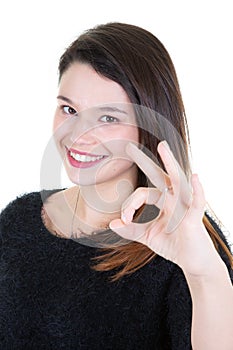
70, 113, 98, 146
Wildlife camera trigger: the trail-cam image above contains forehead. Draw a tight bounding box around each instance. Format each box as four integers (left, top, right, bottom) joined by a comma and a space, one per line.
59, 62, 131, 110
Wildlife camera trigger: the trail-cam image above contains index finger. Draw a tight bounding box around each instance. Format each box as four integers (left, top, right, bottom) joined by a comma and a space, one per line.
126, 142, 170, 191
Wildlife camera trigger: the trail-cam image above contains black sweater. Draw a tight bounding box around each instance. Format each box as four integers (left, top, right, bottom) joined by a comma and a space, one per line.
0, 190, 232, 350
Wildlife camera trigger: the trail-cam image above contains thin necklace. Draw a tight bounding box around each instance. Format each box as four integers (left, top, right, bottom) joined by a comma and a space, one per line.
71, 187, 80, 237
70, 187, 109, 238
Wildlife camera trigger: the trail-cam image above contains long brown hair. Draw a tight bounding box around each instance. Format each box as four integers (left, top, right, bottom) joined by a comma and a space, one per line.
58, 22, 233, 280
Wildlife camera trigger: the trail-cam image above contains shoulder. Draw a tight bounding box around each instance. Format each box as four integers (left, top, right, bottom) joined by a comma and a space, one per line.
205, 211, 232, 250
0, 189, 62, 239
0, 191, 40, 230
205, 211, 233, 278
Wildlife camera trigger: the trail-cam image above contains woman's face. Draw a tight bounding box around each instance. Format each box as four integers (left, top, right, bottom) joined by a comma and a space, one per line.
53, 62, 139, 188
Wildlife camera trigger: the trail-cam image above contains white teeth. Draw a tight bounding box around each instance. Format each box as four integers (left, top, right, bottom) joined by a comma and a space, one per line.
70, 151, 104, 162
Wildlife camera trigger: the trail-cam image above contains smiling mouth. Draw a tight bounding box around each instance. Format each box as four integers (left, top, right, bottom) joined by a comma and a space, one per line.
66, 147, 108, 168
69, 150, 105, 162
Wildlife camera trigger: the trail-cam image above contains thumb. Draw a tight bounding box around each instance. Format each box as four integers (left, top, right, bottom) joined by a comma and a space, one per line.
109, 219, 126, 234
109, 218, 126, 230
188, 174, 206, 222
109, 219, 134, 241
109, 219, 148, 243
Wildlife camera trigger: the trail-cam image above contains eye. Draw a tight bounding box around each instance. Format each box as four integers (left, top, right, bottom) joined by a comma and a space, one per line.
61, 105, 77, 115
100, 115, 119, 123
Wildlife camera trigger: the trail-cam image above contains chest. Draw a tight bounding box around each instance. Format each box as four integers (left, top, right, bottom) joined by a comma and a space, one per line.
1, 238, 171, 349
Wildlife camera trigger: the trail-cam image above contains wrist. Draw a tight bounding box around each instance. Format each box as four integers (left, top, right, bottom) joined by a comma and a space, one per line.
184, 259, 230, 290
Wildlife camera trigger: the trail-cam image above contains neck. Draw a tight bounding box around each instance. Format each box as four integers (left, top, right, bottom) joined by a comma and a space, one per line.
74, 167, 138, 231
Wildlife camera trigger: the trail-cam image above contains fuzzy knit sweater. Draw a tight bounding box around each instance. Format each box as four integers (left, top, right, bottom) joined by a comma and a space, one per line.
0, 189, 232, 350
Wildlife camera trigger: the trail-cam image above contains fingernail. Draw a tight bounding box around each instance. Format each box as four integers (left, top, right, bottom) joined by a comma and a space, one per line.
109, 220, 124, 230
162, 140, 171, 151
125, 143, 136, 158
126, 142, 136, 151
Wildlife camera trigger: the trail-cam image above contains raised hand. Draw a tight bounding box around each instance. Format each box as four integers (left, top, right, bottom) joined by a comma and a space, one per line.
110, 141, 223, 276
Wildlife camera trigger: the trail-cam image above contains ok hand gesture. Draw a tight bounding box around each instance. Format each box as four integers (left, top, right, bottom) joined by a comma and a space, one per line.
110, 141, 222, 276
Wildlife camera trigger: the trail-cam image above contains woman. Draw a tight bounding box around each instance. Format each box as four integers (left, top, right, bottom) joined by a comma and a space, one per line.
0, 22, 232, 349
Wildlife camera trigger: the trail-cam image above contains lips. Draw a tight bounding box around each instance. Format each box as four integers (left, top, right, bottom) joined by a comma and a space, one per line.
66, 147, 108, 168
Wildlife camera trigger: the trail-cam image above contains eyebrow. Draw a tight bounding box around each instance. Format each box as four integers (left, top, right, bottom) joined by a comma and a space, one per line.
57, 95, 128, 115
57, 95, 74, 104
98, 106, 128, 115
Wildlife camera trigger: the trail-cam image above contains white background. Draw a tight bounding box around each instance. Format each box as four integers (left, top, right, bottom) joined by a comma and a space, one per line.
0, 0, 232, 246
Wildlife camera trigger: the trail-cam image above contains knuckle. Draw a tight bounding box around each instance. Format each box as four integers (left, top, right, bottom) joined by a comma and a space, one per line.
172, 175, 181, 188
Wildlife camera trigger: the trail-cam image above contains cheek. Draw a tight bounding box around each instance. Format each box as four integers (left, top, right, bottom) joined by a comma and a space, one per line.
92, 158, 136, 187
53, 111, 65, 133
52, 113, 71, 150
53, 109, 74, 138
104, 126, 139, 157
127, 126, 139, 143
97, 125, 138, 146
